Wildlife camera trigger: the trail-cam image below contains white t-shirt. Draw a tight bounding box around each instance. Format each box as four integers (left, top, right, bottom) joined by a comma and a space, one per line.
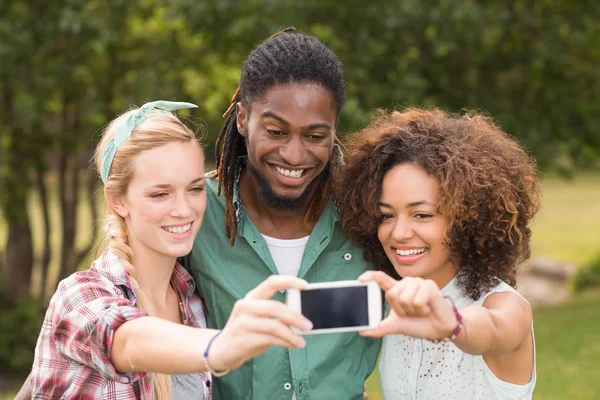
379, 277, 536, 400
262, 234, 310, 400
262, 234, 310, 277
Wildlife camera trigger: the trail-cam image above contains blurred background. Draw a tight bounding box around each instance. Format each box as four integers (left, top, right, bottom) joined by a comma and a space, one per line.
1, 1, 599, 398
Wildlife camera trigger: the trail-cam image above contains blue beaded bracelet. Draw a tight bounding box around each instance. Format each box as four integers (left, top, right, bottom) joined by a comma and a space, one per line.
203, 330, 230, 377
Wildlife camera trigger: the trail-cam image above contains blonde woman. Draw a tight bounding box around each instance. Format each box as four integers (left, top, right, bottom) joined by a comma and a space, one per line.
30, 101, 312, 399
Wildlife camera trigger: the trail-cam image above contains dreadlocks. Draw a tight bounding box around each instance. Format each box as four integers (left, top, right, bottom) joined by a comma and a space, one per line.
214, 27, 346, 245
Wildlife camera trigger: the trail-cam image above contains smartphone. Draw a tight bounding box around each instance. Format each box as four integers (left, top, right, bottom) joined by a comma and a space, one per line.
285, 280, 382, 335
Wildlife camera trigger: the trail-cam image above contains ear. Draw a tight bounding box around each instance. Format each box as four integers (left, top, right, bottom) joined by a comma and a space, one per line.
104, 186, 130, 218
236, 102, 248, 137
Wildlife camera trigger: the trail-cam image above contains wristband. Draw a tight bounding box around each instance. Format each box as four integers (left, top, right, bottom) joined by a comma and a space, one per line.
442, 295, 464, 342
203, 330, 230, 377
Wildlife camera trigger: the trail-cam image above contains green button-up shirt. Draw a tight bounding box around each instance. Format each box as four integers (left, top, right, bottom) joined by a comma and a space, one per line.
185, 172, 380, 400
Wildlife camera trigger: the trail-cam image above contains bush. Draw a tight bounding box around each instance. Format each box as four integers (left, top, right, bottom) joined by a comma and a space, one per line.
0, 296, 44, 375
571, 253, 600, 292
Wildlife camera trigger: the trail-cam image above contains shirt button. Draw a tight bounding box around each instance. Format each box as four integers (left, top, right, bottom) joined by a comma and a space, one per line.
344, 253, 352, 261
284, 382, 292, 390
279, 289, 285, 293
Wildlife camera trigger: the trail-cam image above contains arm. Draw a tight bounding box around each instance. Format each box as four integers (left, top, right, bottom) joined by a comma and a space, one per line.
13, 372, 32, 400
358, 271, 532, 356
111, 275, 313, 374
450, 291, 532, 355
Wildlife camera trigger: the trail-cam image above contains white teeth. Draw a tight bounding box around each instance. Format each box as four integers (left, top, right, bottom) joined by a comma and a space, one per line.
396, 248, 427, 256
275, 166, 304, 178
163, 223, 191, 234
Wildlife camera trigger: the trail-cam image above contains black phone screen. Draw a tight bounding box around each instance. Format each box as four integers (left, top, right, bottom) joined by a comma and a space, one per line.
300, 286, 369, 329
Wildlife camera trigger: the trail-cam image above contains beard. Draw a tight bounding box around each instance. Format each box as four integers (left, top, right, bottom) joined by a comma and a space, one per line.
245, 159, 329, 211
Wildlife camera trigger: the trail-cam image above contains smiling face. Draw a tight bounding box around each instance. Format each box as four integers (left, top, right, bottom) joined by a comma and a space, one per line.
236, 83, 336, 210
377, 163, 456, 287
114, 141, 206, 261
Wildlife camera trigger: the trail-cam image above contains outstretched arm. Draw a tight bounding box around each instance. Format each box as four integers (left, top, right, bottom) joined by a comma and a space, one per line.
358, 271, 532, 356
111, 275, 312, 374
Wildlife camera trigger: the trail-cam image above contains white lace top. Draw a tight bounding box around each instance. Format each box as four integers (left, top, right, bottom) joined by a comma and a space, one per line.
379, 277, 536, 400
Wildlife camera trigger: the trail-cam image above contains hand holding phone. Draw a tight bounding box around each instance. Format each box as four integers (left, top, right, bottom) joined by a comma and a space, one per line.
285, 280, 382, 335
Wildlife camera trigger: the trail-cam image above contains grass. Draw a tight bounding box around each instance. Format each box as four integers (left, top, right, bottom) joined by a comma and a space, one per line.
530, 174, 600, 267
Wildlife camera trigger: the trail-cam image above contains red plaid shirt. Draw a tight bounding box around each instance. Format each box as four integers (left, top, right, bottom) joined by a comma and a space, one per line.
31, 249, 212, 399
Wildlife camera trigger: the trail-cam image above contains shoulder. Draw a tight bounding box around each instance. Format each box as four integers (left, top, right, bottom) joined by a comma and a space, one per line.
482, 284, 532, 327
51, 254, 129, 315
204, 171, 219, 195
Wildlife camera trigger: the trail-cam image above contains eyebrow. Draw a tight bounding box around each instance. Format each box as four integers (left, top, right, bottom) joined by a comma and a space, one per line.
378, 200, 435, 208
150, 177, 205, 189
261, 111, 332, 132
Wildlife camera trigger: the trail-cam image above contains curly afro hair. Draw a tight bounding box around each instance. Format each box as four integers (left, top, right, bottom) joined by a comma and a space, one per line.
335, 108, 541, 300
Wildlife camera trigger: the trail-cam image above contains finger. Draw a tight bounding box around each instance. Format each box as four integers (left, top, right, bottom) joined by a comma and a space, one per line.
359, 316, 408, 338
248, 332, 305, 351
234, 299, 313, 331
245, 275, 308, 300
385, 278, 417, 316
358, 271, 397, 291
412, 280, 438, 316
396, 278, 422, 316
240, 317, 307, 348
385, 284, 406, 317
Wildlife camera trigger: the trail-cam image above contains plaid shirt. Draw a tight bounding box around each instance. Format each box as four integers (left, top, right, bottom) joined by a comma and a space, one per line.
31, 249, 212, 399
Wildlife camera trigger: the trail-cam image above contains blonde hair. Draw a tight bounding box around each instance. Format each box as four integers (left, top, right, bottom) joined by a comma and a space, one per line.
94, 108, 201, 399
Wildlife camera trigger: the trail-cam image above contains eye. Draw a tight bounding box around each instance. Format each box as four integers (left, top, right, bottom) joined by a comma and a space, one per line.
414, 213, 433, 219
150, 192, 168, 199
379, 213, 394, 221
190, 186, 205, 193
267, 129, 285, 137
307, 133, 326, 141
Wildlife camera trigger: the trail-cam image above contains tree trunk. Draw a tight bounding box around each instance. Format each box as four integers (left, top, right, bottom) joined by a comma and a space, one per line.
74, 164, 100, 268
1, 83, 34, 300
4, 220, 34, 300
35, 164, 52, 301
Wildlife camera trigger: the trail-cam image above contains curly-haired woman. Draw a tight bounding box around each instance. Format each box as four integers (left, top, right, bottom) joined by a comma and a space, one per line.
336, 108, 541, 399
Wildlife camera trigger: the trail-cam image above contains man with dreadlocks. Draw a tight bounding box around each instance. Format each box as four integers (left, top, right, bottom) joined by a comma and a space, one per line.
185, 28, 380, 399
13, 28, 378, 400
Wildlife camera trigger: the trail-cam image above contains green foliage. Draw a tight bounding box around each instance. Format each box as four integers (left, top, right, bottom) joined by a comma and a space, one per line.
571, 253, 600, 292
2, 0, 600, 296
0, 295, 44, 374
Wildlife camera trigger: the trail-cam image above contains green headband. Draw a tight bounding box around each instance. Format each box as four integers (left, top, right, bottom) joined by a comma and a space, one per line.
100, 100, 198, 183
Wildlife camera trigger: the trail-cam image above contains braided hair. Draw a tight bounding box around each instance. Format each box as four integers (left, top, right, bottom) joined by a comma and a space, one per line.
215, 27, 346, 245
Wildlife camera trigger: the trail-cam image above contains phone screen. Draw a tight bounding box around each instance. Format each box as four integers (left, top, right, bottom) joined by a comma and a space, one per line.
300, 286, 369, 329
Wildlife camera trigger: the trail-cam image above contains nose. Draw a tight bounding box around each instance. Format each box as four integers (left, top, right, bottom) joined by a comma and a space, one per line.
391, 217, 415, 242
279, 135, 306, 166
170, 193, 193, 218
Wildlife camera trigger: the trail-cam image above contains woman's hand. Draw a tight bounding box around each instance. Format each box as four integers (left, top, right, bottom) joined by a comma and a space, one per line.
207, 275, 313, 371
358, 271, 458, 340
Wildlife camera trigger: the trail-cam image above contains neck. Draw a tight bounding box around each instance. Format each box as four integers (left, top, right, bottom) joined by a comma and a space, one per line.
424, 263, 459, 291
127, 239, 176, 306
239, 169, 317, 239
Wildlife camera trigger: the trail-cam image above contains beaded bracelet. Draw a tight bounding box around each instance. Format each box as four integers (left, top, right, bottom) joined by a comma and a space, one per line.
432, 296, 468, 370
432, 296, 464, 343
442, 295, 464, 341
203, 330, 230, 377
